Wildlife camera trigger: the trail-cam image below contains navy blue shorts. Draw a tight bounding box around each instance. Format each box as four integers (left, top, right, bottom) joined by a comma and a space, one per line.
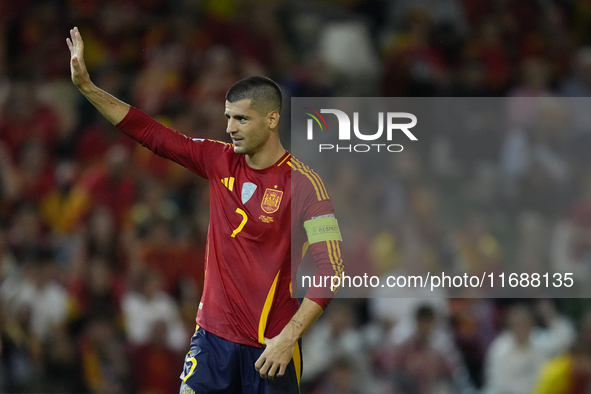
179, 326, 302, 394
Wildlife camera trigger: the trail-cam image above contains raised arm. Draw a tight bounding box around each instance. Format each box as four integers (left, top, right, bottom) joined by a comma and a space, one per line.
67, 27, 130, 125
67, 27, 211, 177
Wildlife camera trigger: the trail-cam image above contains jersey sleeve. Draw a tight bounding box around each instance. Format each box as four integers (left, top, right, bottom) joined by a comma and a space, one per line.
292, 160, 345, 309
116, 106, 226, 179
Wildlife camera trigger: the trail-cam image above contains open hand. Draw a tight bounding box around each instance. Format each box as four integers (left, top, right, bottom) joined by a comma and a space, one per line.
254, 335, 295, 380
66, 27, 91, 89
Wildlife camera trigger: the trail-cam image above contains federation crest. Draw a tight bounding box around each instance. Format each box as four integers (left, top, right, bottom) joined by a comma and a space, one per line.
261, 188, 283, 214
241, 182, 257, 204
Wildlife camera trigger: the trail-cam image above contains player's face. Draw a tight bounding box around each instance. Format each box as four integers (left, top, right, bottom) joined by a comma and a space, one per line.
225, 99, 270, 155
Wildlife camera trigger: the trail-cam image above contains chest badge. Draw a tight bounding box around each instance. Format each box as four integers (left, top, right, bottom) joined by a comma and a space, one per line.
241, 182, 257, 204
261, 188, 283, 214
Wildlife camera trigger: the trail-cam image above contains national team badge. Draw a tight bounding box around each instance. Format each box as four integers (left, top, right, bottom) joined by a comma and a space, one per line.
241, 182, 257, 204
261, 188, 283, 214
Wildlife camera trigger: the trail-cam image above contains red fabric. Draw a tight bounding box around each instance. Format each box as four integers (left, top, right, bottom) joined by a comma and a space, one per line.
117, 107, 342, 347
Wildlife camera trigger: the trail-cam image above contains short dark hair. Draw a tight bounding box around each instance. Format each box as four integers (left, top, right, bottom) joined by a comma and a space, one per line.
226, 76, 282, 114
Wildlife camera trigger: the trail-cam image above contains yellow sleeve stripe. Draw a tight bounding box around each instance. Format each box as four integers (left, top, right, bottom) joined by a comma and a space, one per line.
302, 160, 329, 200
292, 158, 329, 200
258, 270, 281, 345
291, 160, 321, 201
208, 139, 231, 146
277, 154, 291, 167
302, 241, 309, 259
203, 240, 209, 286
291, 159, 329, 201
326, 241, 338, 278
333, 240, 345, 276
327, 240, 345, 279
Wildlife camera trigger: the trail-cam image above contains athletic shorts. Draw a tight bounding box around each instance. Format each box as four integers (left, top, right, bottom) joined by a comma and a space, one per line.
179, 326, 302, 394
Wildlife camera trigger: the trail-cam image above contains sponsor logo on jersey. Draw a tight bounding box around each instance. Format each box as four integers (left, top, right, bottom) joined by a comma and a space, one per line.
261, 188, 283, 214
241, 182, 257, 204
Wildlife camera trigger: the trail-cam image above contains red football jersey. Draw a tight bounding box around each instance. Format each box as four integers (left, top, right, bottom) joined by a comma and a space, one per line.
117, 107, 343, 347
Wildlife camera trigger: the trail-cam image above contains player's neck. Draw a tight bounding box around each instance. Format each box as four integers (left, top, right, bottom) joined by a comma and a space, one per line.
245, 142, 286, 170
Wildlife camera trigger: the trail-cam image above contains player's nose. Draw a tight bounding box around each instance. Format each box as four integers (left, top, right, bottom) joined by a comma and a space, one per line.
226, 118, 239, 134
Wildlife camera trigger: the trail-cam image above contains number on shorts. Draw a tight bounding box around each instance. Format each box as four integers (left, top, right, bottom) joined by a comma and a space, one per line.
183, 357, 197, 382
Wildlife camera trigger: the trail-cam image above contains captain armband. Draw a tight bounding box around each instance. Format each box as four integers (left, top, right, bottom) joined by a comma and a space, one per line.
303, 214, 342, 244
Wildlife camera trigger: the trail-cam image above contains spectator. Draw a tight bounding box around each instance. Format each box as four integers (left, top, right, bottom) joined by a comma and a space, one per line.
312, 357, 362, 394
301, 301, 370, 391
78, 316, 131, 394
121, 268, 187, 352
532, 342, 591, 394
535, 299, 576, 359
375, 305, 455, 394
81, 144, 137, 227
129, 320, 185, 394
559, 47, 591, 97
483, 304, 547, 394
41, 161, 90, 235
0, 249, 68, 342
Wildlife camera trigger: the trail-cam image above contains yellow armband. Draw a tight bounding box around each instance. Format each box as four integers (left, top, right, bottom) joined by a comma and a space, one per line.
303, 215, 342, 244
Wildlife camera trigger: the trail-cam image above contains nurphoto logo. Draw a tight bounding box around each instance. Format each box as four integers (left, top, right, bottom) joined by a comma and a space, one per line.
303, 108, 417, 153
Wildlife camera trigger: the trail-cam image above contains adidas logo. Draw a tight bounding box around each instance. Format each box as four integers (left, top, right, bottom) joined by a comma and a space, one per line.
221, 177, 235, 191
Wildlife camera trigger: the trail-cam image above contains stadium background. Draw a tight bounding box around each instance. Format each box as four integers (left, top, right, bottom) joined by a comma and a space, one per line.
2, 0, 591, 393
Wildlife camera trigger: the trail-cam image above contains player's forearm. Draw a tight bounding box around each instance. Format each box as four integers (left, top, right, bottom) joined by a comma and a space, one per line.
279, 298, 324, 344
77, 82, 130, 126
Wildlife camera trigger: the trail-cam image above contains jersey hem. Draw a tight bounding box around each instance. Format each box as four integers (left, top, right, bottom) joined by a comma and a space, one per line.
196, 318, 264, 348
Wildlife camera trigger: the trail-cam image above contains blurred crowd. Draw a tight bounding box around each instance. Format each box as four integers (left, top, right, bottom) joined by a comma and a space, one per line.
2, 0, 591, 393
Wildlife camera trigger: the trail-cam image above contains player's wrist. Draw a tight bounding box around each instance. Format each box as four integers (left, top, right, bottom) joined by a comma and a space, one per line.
76, 79, 95, 94
283, 319, 303, 343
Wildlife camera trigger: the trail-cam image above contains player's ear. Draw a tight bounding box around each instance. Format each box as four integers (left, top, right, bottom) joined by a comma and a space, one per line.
268, 110, 280, 129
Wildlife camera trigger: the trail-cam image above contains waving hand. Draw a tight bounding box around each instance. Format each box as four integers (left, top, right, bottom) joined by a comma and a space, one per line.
66, 27, 130, 124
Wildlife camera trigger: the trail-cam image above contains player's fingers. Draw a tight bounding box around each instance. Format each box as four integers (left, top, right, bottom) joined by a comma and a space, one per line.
259, 360, 271, 379
277, 363, 287, 378
70, 29, 77, 49
74, 27, 84, 48
254, 354, 265, 372
267, 363, 279, 380
66, 38, 73, 52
